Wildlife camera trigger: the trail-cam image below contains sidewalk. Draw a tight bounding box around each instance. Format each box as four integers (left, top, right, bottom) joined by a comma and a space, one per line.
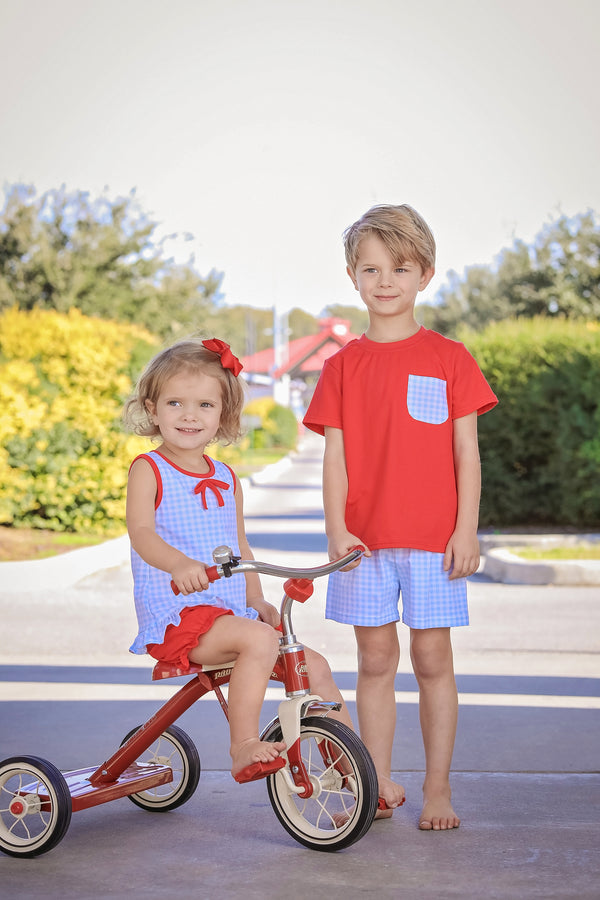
1, 431, 599, 898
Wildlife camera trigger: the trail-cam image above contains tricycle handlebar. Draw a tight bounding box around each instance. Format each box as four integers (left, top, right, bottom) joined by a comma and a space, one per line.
210, 544, 364, 580
171, 546, 364, 594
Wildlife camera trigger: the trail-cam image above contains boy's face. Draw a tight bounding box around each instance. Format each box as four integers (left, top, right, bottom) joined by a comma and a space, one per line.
348, 234, 434, 321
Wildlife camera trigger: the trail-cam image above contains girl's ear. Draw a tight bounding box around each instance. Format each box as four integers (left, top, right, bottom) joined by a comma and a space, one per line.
145, 399, 157, 422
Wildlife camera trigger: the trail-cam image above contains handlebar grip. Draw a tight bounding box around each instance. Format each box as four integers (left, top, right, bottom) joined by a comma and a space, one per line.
170, 566, 221, 595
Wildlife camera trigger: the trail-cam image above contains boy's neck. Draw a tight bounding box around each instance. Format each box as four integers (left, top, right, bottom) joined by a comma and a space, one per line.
365, 316, 421, 343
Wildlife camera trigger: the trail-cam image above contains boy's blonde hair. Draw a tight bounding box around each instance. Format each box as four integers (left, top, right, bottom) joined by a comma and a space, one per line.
343, 204, 436, 274
123, 339, 245, 444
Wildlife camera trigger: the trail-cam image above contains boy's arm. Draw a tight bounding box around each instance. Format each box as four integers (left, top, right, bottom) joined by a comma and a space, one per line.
126, 457, 211, 594
323, 426, 369, 568
234, 475, 280, 627
444, 411, 482, 580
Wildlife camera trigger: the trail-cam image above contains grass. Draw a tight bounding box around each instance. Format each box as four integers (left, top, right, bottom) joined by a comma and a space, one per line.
225, 447, 287, 479
514, 545, 600, 561
0, 527, 109, 562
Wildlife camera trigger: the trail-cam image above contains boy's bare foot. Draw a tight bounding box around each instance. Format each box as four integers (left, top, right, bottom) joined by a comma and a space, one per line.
419, 794, 460, 831
376, 775, 405, 819
230, 737, 286, 779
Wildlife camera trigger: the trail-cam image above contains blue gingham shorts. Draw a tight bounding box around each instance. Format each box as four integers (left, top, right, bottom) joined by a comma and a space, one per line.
326, 548, 469, 629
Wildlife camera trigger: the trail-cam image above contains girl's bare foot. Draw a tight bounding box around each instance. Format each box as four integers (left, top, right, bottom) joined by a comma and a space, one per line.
376, 775, 405, 819
230, 737, 286, 779
419, 794, 460, 830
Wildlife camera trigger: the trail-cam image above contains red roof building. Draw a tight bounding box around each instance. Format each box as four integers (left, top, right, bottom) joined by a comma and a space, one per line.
241, 318, 358, 382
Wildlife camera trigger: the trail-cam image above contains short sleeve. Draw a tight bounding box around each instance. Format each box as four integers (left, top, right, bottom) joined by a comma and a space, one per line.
451, 345, 498, 419
303, 358, 344, 435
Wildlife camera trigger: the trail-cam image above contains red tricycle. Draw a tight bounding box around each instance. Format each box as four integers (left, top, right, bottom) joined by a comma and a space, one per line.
0, 546, 378, 856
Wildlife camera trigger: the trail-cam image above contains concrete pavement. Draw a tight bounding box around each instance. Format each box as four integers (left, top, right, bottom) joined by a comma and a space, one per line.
0, 431, 599, 898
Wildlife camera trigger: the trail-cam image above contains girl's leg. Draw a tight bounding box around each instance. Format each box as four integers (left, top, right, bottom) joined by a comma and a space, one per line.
410, 626, 460, 830
354, 623, 405, 813
188, 616, 285, 777
303, 646, 354, 730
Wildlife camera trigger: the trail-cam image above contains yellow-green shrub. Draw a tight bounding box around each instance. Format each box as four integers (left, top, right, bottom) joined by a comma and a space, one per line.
243, 397, 298, 449
0, 307, 157, 533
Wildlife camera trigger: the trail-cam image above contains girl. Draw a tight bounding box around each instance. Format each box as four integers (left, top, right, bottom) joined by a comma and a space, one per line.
123, 337, 354, 784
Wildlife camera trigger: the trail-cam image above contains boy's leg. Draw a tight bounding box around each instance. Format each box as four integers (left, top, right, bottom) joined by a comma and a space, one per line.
354, 622, 405, 813
188, 616, 285, 777
409, 626, 460, 830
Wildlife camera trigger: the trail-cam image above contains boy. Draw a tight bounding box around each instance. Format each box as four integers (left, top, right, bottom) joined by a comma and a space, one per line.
303, 204, 497, 830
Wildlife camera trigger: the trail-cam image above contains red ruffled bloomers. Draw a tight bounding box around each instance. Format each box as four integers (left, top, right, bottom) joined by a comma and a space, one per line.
147, 604, 234, 672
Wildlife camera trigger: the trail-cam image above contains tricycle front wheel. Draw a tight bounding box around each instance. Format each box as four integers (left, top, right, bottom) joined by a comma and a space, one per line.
264, 717, 378, 851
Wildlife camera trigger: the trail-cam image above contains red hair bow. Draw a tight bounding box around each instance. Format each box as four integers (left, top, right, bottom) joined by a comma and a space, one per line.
202, 338, 243, 376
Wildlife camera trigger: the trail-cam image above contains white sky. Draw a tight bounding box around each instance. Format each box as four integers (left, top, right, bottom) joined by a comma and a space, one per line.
1, 0, 599, 316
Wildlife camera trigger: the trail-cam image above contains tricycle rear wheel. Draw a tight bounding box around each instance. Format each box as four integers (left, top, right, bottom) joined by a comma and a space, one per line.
120, 725, 200, 811
0, 756, 72, 857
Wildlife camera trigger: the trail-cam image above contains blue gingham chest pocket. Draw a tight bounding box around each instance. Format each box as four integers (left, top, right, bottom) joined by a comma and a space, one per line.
407, 374, 448, 424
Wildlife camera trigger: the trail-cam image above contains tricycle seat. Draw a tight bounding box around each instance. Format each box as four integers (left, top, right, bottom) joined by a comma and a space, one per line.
151, 659, 237, 681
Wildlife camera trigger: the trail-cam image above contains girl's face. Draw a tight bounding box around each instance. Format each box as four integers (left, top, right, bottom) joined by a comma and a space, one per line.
146, 369, 223, 455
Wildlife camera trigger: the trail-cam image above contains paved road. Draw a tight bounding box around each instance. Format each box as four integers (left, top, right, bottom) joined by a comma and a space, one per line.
1, 432, 599, 898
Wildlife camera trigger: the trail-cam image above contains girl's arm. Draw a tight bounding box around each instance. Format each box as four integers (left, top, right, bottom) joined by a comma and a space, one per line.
323, 426, 369, 568
234, 474, 280, 627
444, 411, 482, 579
126, 457, 210, 594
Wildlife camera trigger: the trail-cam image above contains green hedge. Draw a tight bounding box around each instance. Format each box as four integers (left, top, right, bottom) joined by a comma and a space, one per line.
5, 308, 597, 533
462, 318, 600, 528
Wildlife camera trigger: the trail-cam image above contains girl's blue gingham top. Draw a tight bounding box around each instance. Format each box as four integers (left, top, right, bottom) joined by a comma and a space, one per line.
129, 450, 257, 655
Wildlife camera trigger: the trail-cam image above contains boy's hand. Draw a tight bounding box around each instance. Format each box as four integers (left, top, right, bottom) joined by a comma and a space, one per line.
328, 532, 371, 571
443, 530, 480, 580
250, 597, 281, 628
170, 558, 210, 595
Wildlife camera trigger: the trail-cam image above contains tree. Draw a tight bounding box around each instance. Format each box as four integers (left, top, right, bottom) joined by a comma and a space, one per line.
288, 307, 320, 340
322, 303, 369, 335
420, 211, 600, 336
0, 184, 223, 339
200, 305, 274, 357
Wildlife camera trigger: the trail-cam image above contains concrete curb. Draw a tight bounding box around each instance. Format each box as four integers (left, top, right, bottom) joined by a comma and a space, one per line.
480, 533, 600, 586
248, 453, 294, 485
1, 534, 130, 593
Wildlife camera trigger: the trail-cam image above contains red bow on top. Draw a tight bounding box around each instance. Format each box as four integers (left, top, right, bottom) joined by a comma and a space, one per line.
202, 338, 243, 376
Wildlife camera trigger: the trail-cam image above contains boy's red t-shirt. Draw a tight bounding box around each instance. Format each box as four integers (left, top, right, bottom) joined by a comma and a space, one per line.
303, 328, 498, 553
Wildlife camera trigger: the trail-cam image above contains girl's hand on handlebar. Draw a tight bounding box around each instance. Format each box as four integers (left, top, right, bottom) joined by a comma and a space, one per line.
170, 559, 211, 595
328, 533, 371, 570
250, 597, 281, 628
